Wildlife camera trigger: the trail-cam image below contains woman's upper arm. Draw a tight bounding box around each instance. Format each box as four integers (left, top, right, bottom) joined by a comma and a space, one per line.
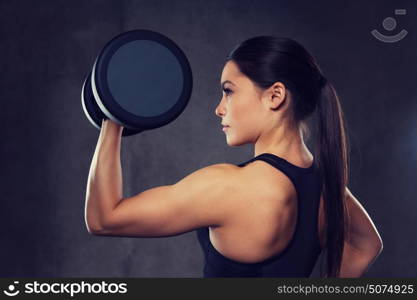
345, 187, 383, 254
92, 163, 243, 237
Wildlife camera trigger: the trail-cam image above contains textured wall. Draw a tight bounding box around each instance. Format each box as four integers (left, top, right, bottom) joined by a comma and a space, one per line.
0, 0, 415, 277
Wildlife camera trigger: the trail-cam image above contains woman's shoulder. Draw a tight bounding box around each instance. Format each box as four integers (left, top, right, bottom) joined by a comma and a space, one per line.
194, 161, 296, 206
238, 159, 298, 201
200, 161, 298, 223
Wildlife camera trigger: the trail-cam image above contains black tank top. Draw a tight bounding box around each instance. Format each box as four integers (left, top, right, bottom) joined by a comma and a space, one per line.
196, 152, 323, 277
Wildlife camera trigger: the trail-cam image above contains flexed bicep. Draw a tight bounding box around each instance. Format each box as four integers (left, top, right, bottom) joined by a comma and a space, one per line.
90, 163, 242, 238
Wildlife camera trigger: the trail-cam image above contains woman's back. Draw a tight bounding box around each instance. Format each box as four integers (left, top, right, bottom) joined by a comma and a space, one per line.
196, 152, 323, 277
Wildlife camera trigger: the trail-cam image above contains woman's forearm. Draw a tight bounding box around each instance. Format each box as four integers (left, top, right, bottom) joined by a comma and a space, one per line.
339, 241, 382, 277
84, 119, 124, 232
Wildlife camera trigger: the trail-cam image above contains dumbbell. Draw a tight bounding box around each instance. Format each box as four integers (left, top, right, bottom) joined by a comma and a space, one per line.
81, 29, 193, 136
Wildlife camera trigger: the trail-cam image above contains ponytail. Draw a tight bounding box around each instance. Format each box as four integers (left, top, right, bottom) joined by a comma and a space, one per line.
316, 78, 350, 277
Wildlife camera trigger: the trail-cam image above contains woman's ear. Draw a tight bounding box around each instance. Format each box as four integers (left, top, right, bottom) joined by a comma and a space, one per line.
268, 81, 287, 111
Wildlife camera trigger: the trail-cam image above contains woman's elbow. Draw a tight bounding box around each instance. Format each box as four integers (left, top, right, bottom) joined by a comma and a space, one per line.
85, 222, 102, 235
85, 215, 106, 235
365, 227, 384, 257
365, 236, 383, 259
85, 215, 118, 236
374, 238, 383, 257
372, 231, 384, 256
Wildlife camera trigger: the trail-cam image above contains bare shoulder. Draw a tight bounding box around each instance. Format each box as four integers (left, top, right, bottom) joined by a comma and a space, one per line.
217, 160, 299, 228
239, 159, 298, 202
188, 161, 296, 220
174, 162, 242, 186
211, 161, 296, 200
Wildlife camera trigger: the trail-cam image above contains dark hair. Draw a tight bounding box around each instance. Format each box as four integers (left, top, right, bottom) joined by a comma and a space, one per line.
226, 36, 350, 277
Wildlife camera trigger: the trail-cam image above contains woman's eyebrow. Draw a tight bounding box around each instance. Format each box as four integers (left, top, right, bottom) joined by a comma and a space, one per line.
221, 80, 235, 88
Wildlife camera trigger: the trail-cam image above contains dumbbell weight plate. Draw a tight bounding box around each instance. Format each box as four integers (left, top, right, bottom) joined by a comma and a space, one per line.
81, 72, 143, 136
87, 29, 193, 134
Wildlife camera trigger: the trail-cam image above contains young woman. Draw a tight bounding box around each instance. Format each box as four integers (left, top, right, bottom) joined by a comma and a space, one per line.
84, 36, 383, 277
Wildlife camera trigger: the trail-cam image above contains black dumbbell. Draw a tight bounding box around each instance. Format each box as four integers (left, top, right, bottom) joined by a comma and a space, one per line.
81, 29, 193, 136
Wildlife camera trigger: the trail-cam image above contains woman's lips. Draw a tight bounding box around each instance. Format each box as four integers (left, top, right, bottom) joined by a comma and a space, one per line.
222, 126, 229, 131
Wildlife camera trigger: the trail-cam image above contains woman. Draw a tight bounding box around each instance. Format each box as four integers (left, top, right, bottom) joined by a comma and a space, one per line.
84, 36, 383, 277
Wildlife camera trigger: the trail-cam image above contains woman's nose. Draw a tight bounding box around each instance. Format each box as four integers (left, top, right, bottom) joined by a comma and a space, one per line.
215, 99, 225, 117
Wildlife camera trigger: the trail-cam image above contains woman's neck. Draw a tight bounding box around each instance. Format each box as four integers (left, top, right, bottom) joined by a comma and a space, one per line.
254, 124, 313, 165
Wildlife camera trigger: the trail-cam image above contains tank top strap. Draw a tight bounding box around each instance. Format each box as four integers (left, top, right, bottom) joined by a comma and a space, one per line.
237, 153, 315, 188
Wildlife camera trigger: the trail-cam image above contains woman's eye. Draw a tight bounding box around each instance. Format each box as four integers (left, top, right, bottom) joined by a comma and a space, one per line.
223, 88, 233, 95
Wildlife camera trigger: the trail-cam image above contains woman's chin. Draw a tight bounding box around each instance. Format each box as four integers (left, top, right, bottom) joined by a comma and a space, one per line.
225, 137, 235, 146
226, 137, 244, 147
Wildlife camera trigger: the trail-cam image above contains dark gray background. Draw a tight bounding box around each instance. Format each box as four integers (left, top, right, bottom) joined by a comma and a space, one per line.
0, 0, 415, 277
